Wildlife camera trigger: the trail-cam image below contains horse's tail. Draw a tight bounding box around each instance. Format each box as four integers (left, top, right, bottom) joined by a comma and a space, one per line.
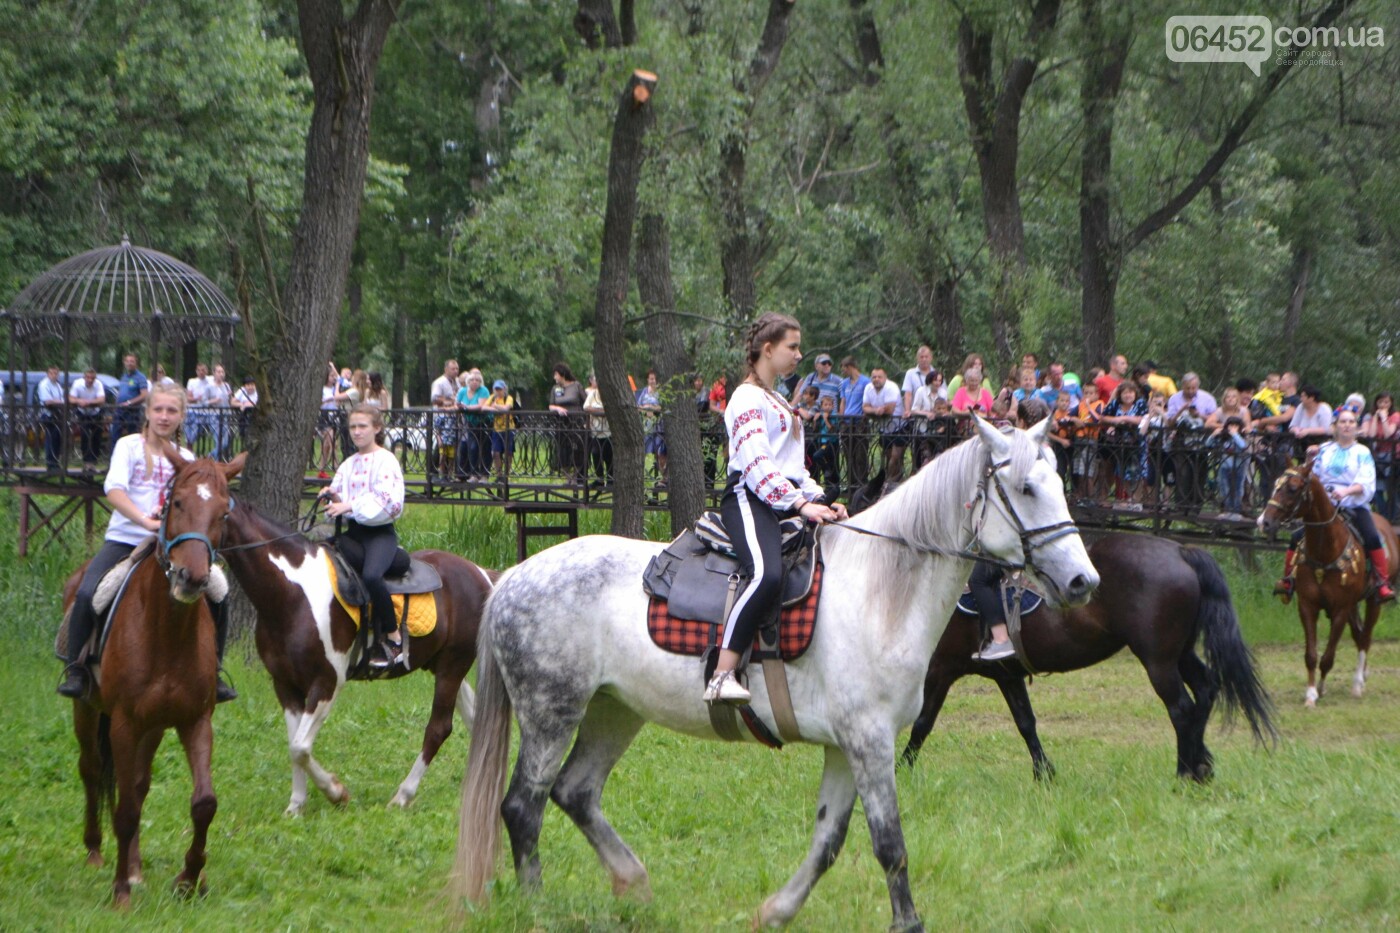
450, 599, 512, 905
1181, 546, 1279, 745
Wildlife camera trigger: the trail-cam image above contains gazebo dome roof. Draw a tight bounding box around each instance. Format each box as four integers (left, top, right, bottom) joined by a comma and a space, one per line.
4, 236, 238, 345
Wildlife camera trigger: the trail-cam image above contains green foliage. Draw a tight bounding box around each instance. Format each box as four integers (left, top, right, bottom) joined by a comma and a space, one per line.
0, 0, 307, 303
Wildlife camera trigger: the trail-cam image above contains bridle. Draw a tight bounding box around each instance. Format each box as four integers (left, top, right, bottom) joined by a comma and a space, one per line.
834, 452, 1078, 575
1266, 466, 1339, 528
155, 473, 226, 578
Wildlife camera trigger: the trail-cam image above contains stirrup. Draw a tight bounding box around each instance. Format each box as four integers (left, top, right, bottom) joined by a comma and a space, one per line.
368, 640, 402, 669
57, 664, 91, 699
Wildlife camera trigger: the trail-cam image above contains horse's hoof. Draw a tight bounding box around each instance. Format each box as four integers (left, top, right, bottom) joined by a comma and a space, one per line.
610, 872, 652, 901
1304, 686, 1319, 707
1352, 682, 1365, 699
111, 889, 131, 910
331, 781, 351, 807
388, 790, 412, 809
86, 850, 103, 868
172, 872, 208, 899
284, 802, 304, 818
756, 894, 796, 928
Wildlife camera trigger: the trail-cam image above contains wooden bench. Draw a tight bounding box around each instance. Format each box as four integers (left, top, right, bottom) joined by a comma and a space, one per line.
502, 502, 579, 564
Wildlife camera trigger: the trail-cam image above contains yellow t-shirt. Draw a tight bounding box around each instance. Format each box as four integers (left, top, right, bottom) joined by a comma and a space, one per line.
490, 395, 516, 432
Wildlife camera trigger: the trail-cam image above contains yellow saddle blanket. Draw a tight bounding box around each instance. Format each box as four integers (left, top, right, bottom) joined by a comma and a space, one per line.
326, 553, 438, 637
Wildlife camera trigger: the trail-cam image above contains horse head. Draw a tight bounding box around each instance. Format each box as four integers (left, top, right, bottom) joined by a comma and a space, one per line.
160, 450, 247, 603
971, 416, 1098, 607
1256, 459, 1314, 537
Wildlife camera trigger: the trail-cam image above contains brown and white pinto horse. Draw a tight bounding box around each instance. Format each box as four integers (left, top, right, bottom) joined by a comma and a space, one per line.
1257, 461, 1399, 706
65, 454, 238, 906
218, 466, 493, 814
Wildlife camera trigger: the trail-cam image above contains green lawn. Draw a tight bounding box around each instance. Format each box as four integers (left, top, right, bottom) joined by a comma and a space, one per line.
1, 496, 1397, 931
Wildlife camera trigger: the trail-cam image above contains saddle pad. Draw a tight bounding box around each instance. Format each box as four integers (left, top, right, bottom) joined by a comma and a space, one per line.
326, 553, 438, 637
955, 585, 1044, 617
647, 561, 823, 661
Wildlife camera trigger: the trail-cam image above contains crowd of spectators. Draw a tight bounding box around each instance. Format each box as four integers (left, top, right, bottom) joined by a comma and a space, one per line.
17, 348, 1399, 525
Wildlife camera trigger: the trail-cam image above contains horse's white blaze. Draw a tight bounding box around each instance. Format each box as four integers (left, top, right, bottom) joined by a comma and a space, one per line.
268, 549, 349, 683
196, 483, 213, 501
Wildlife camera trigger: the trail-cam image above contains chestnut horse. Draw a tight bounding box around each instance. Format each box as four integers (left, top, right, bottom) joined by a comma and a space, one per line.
65, 455, 239, 905
1256, 461, 1399, 706
900, 533, 1277, 782
218, 465, 493, 814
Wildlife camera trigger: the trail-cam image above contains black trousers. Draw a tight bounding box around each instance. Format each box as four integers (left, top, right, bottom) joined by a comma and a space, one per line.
344, 520, 399, 639
966, 560, 1006, 634
67, 540, 136, 664
719, 473, 791, 655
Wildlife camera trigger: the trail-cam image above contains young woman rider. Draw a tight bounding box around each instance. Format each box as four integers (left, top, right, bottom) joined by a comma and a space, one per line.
704, 312, 848, 704
59, 384, 237, 702
1274, 407, 1395, 603
321, 404, 407, 667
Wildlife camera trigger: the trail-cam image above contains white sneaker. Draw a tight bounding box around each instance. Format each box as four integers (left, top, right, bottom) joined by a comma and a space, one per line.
974, 640, 1016, 662
703, 670, 751, 705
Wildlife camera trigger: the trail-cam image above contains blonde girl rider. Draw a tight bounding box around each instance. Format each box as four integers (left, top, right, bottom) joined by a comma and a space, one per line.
59, 385, 237, 702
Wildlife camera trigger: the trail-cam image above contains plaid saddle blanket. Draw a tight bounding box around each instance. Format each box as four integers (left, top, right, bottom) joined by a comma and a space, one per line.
647, 560, 823, 661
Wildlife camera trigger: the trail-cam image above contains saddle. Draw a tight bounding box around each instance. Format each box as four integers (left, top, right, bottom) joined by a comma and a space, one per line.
955, 581, 1044, 618
643, 513, 823, 749
326, 540, 442, 680
642, 512, 815, 626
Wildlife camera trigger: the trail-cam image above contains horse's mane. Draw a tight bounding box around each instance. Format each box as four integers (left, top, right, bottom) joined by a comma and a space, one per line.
228, 497, 318, 557
825, 429, 1041, 634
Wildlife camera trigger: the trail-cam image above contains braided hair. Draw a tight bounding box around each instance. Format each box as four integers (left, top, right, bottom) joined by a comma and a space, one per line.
742, 312, 801, 385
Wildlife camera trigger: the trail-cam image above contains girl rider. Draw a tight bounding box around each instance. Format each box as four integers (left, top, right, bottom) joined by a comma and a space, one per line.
704, 313, 848, 705
59, 385, 237, 702
321, 404, 408, 667
1275, 408, 1396, 603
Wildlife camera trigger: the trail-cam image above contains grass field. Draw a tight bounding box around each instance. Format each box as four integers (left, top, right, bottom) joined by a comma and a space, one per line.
1, 494, 1398, 931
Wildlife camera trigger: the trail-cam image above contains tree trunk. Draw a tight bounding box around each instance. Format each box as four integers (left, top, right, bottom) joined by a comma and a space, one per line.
718, 0, 796, 315
637, 212, 704, 535
1283, 247, 1313, 365
575, 0, 622, 49
619, 0, 636, 45
391, 306, 406, 406
593, 70, 657, 539
957, 0, 1061, 358
345, 237, 364, 365
1077, 0, 1128, 368
852, 0, 964, 360
239, 0, 399, 527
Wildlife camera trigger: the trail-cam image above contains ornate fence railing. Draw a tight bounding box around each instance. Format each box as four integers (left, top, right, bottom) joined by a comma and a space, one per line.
2, 403, 1394, 545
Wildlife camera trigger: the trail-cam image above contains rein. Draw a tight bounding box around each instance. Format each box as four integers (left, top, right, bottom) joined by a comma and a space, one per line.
215, 497, 325, 555
1267, 467, 1341, 528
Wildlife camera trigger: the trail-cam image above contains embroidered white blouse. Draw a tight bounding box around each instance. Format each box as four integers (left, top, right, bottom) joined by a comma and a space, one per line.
725, 382, 824, 511
328, 448, 405, 525
105, 434, 196, 546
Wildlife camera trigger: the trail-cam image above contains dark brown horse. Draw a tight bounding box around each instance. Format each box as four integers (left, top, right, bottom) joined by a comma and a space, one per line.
1256, 461, 1399, 706
66, 455, 239, 905
218, 463, 493, 814
899, 533, 1276, 782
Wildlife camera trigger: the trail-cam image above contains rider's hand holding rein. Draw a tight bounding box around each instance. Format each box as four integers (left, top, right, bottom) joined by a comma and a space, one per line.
796, 499, 845, 524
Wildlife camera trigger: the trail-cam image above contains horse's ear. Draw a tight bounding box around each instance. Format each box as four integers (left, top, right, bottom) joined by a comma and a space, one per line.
1025, 415, 1051, 445
160, 441, 187, 473
974, 415, 1010, 456
223, 452, 248, 480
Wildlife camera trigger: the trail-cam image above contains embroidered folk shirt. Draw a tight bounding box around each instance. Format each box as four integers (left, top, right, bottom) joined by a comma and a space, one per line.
328, 447, 405, 526
725, 382, 824, 511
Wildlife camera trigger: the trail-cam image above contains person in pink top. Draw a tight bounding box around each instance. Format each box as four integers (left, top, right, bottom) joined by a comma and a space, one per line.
951, 365, 994, 417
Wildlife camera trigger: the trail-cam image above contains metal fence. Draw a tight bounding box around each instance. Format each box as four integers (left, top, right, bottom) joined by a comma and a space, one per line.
3, 404, 1396, 534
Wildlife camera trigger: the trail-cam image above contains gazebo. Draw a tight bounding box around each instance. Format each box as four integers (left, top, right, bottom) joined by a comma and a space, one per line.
3, 235, 240, 380
1, 238, 240, 553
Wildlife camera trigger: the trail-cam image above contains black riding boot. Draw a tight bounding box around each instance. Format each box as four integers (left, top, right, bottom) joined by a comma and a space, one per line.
57, 608, 96, 699
212, 598, 238, 703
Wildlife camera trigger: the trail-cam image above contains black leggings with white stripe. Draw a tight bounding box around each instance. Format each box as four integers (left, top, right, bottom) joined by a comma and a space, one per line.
720, 473, 793, 654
